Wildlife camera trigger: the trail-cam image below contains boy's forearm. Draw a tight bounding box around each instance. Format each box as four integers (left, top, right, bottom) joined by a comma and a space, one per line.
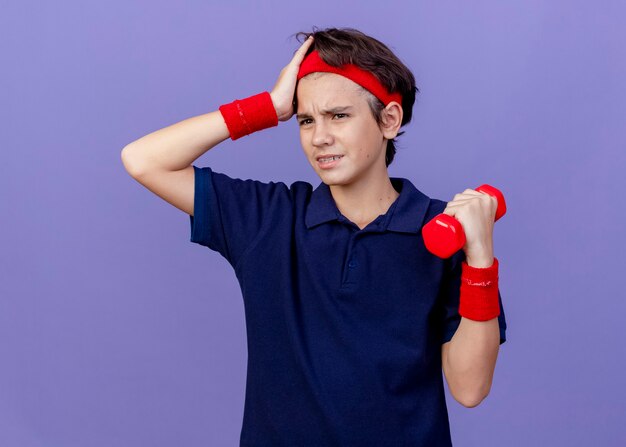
444, 316, 500, 407
444, 252, 501, 407
121, 110, 230, 175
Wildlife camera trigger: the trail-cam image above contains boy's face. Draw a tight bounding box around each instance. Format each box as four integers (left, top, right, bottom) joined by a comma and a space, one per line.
296, 72, 387, 186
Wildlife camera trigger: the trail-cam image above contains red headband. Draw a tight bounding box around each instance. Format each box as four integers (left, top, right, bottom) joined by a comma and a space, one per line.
296, 50, 403, 106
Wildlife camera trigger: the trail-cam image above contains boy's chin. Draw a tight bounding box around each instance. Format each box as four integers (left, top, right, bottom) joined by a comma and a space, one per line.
317, 172, 354, 186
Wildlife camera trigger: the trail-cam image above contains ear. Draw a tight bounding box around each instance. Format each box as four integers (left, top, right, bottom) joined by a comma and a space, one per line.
380, 101, 403, 140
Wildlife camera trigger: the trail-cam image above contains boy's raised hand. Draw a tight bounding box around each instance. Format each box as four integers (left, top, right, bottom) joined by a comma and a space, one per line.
270, 35, 315, 122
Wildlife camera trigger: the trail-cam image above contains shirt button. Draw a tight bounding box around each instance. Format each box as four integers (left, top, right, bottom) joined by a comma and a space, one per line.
348, 260, 358, 268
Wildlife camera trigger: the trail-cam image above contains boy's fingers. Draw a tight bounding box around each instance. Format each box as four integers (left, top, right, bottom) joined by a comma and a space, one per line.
290, 36, 314, 65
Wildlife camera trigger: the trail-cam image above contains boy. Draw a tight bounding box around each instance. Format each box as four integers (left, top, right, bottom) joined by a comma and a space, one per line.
122, 27, 507, 447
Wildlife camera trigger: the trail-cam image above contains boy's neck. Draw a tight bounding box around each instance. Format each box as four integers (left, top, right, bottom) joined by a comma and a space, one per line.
328, 170, 400, 230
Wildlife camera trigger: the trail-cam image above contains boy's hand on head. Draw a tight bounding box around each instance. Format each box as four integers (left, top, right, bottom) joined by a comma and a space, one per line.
442, 189, 497, 264
270, 35, 315, 122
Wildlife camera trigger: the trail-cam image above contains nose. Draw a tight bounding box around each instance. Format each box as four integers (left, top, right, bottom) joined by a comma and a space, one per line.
311, 119, 334, 147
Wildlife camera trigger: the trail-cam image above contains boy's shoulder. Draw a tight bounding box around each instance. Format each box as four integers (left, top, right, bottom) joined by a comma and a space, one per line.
427, 197, 448, 213
394, 176, 447, 221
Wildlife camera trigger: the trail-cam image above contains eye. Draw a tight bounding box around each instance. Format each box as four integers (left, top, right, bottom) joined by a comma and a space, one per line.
298, 113, 348, 126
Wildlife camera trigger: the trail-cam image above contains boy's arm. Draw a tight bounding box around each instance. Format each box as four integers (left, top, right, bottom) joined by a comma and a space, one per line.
441, 253, 500, 408
120, 35, 315, 215
120, 110, 230, 216
441, 317, 500, 408
121, 109, 230, 176
121, 34, 315, 176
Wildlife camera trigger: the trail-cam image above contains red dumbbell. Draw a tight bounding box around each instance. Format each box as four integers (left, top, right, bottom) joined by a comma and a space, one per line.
422, 184, 507, 258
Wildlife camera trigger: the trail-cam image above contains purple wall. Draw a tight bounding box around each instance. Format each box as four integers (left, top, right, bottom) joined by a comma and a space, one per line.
1, 1, 624, 445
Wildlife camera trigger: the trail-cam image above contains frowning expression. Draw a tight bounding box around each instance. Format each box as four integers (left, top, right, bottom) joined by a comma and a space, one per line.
296, 72, 388, 186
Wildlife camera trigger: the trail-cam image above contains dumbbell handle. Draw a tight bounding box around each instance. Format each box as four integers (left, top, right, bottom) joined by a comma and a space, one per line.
422, 184, 506, 259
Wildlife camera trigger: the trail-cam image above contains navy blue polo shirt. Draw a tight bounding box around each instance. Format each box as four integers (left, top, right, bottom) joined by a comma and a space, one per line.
189, 165, 507, 446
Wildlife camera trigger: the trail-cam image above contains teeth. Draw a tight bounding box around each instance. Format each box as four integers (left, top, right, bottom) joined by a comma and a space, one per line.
319, 156, 342, 162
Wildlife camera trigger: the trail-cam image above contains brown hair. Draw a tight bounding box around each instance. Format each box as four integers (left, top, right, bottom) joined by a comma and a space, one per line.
291, 27, 418, 167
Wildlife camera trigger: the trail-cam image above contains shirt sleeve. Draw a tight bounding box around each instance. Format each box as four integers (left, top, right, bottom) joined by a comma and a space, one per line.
438, 249, 508, 345
188, 164, 290, 268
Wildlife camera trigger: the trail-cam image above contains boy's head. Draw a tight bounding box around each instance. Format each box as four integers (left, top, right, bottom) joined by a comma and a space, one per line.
292, 27, 418, 180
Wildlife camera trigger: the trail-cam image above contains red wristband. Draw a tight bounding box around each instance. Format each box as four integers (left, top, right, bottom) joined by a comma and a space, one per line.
218, 91, 279, 141
458, 257, 501, 321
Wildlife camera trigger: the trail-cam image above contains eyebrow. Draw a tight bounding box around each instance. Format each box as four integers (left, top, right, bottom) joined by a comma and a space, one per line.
296, 106, 354, 120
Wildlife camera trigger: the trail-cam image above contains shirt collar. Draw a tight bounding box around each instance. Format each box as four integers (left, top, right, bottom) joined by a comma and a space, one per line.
305, 177, 431, 233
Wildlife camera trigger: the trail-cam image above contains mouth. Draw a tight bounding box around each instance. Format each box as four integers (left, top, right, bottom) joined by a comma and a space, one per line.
316, 154, 344, 169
